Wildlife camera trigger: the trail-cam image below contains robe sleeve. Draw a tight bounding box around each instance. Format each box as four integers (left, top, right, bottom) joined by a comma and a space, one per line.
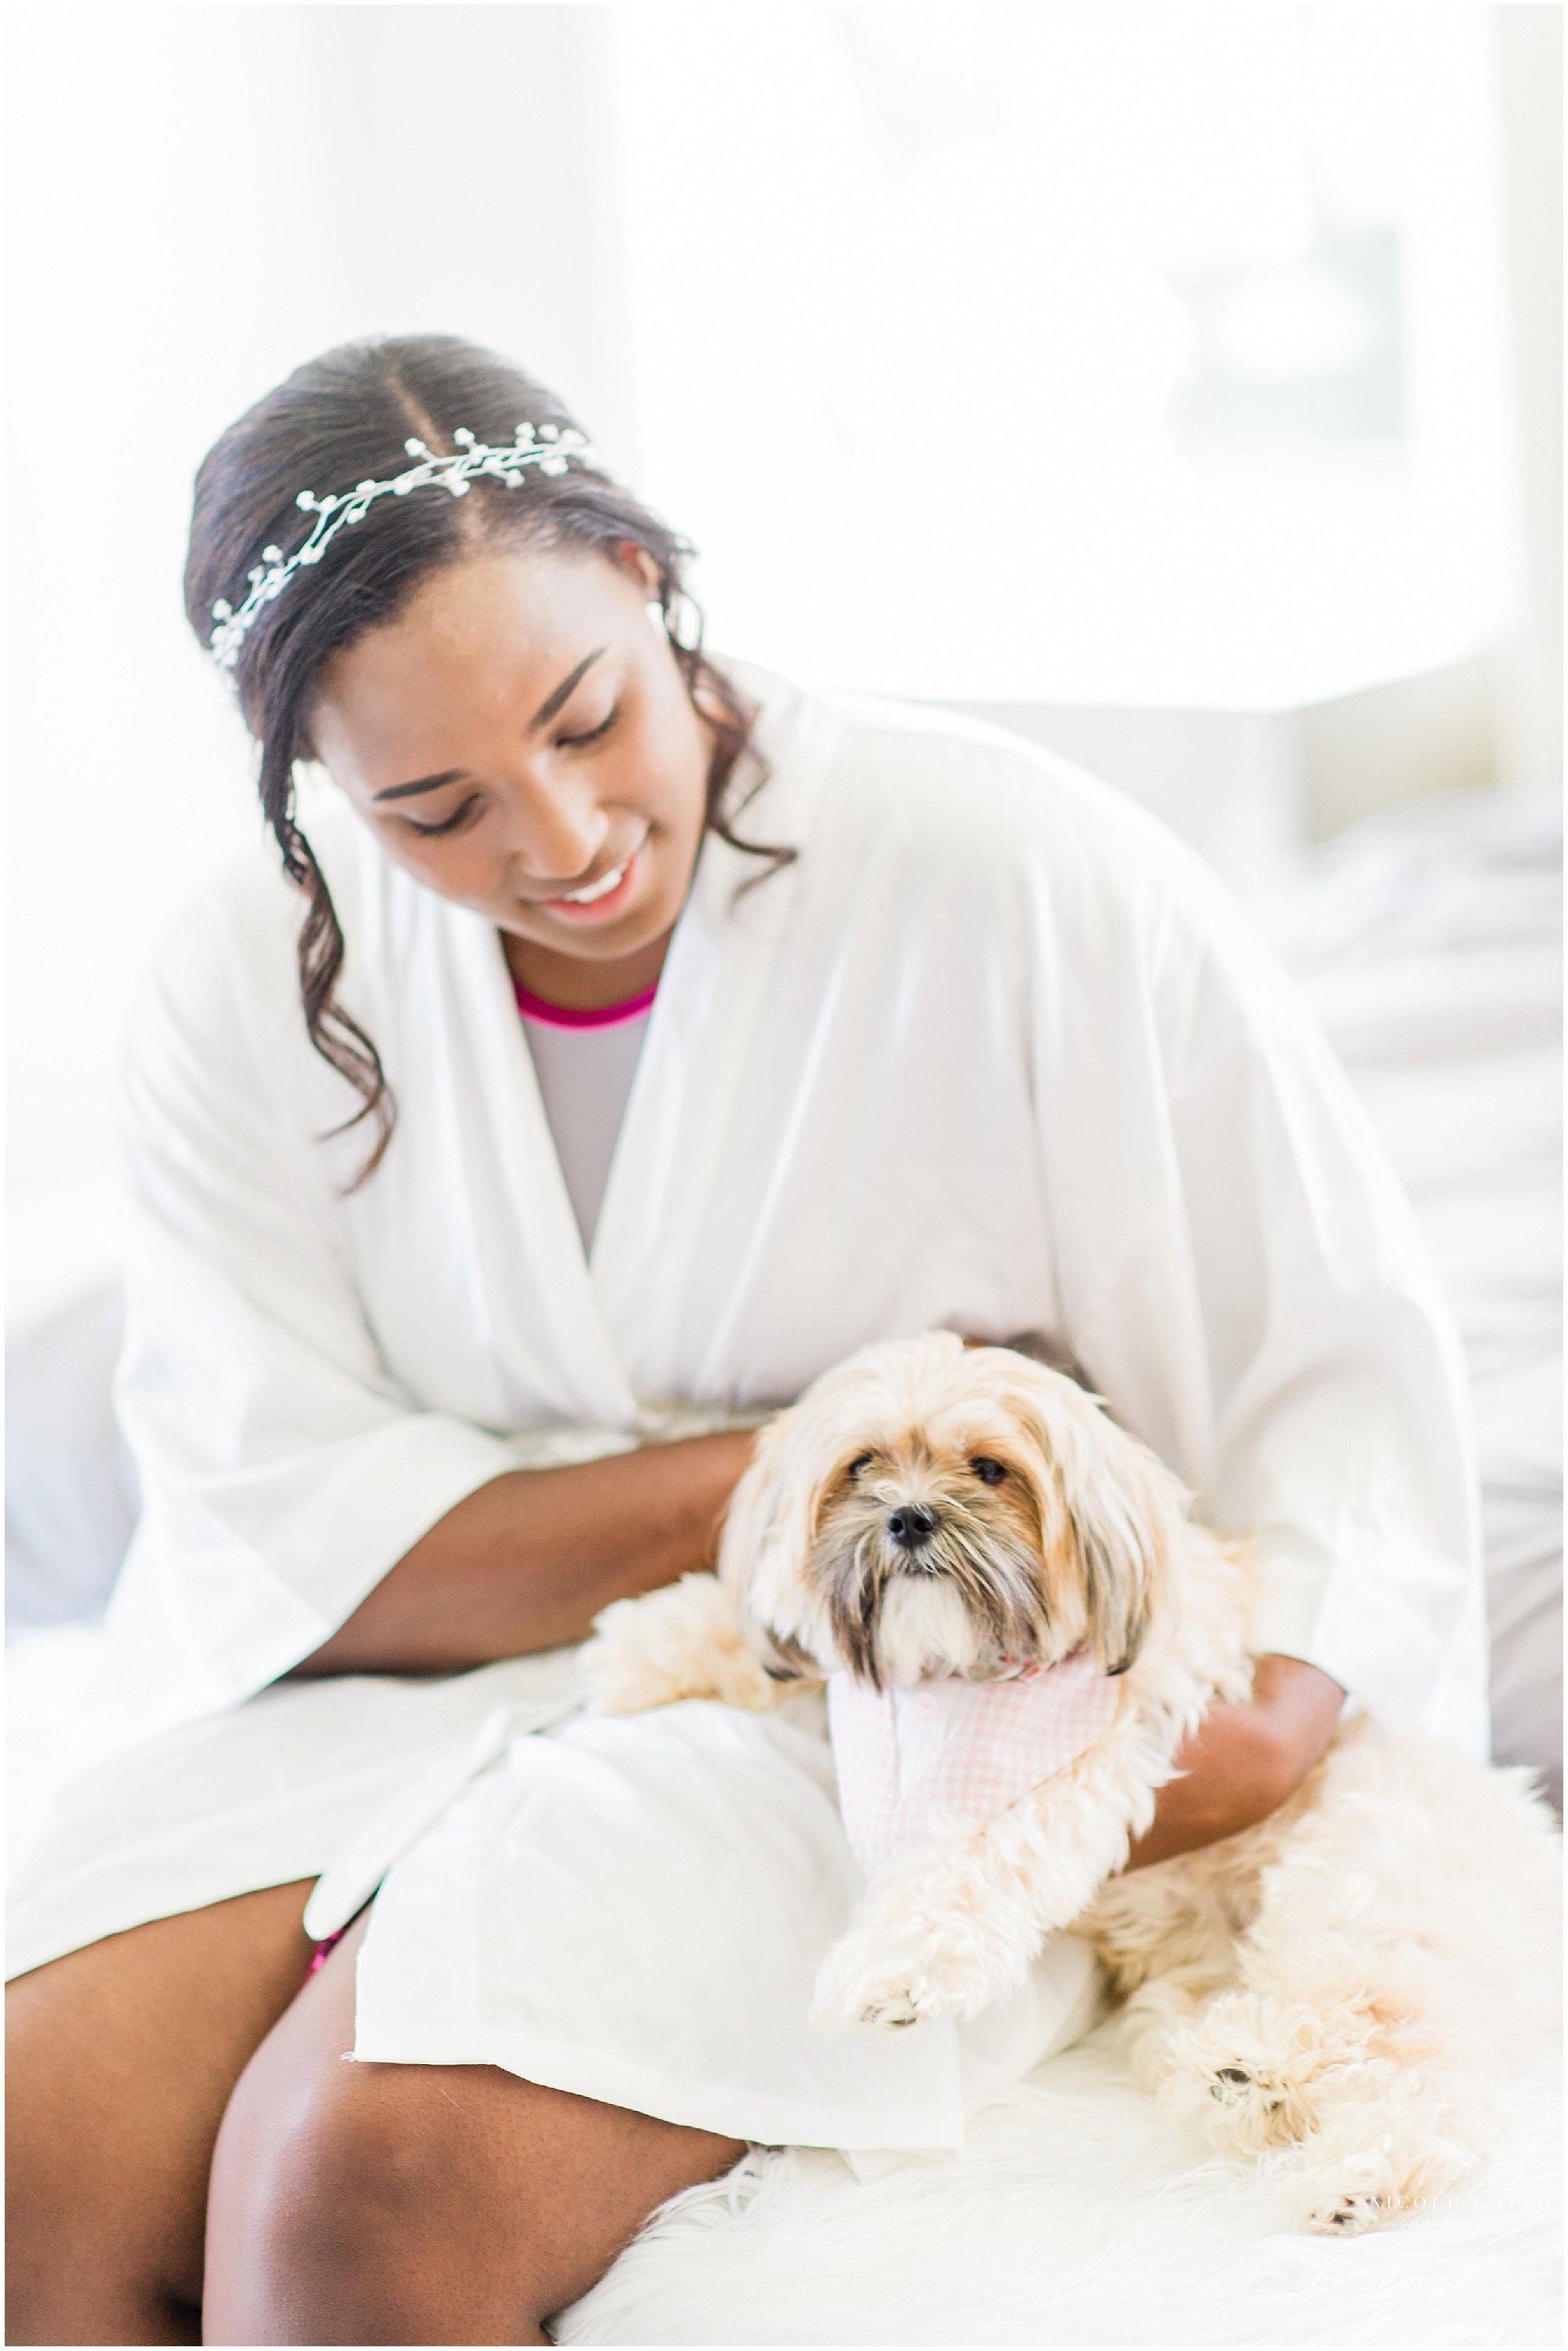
1030, 814, 1486, 1752
101, 880, 522, 1740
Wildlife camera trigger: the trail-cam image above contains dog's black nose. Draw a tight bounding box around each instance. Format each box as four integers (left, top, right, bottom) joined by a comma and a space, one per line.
886, 1503, 938, 1549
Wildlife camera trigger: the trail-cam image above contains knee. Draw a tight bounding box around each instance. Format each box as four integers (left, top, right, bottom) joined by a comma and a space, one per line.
206, 2055, 518, 2342
212, 2055, 412, 2268
266, 2077, 419, 2243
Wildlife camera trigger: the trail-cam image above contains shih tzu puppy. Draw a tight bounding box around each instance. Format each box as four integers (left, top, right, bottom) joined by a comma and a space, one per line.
583, 1333, 1560, 2233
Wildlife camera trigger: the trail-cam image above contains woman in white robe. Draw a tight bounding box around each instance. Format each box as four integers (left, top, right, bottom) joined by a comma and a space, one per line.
5, 336, 1481, 2348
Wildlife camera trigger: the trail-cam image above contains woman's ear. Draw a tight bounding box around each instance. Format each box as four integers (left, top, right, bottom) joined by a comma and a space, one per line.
615, 539, 662, 597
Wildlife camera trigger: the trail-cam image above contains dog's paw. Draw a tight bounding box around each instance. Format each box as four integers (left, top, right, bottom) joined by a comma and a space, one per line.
1203, 2060, 1291, 2148
1303, 2186, 1391, 2235
581, 1575, 789, 1715
1288, 2125, 1476, 2237
809, 1940, 927, 2031
833, 1983, 926, 2031
809, 1914, 1019, 2032
809, 1921, 965, 2030
578, 1605, 681, 1716
1289, 2142, 1404, 2236
1157, 1992, 1323, 2154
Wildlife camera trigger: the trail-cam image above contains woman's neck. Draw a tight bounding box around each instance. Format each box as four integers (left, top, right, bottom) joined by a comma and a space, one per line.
500, 927, 673, 1013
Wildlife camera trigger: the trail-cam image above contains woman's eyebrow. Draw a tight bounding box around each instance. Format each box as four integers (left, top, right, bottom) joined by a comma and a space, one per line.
528, 646, 608, 732
375, 768, 469, 803
374, 649, 611, 801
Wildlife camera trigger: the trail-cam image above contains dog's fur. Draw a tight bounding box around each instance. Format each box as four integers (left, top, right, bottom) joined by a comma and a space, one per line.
583, 1333, 1561, 2233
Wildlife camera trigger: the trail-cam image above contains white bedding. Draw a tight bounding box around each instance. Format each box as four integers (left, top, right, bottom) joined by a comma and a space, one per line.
1267, 785, 1562, 1804
7, 783, 1561, 2344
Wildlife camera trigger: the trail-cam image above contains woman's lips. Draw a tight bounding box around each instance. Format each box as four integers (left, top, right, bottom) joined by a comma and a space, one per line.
537, 845, 642, 923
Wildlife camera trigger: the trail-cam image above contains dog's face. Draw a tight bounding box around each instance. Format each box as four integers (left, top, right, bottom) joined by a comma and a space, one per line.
720, 1332, 1187, 1690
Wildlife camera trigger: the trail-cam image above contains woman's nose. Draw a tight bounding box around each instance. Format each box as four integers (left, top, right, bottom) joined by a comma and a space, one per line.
501, 770, 607, 887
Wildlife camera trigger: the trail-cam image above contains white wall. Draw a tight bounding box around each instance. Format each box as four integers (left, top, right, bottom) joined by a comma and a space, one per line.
607, 2, 1521, 710
5, 5, 1555, 1322
5, 5, 621, 1313
1491, 2, 1564, 788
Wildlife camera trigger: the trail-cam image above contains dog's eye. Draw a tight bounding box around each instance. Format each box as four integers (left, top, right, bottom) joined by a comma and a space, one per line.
847, 1453, 874, 1478
970, 1457, 1007, 1486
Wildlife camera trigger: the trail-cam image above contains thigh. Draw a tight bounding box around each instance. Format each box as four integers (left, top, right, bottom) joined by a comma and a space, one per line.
205, 1911, 746, 2347
5, 1879, 316, 2347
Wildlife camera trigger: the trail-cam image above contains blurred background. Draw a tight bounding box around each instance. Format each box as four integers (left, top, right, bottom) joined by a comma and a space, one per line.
4, 3, 1563, 1795
5, 1, 1559, 1302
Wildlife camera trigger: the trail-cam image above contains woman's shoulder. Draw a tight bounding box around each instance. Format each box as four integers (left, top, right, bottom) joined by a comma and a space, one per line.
130, 794, 393, 1072
739, 662, 1225, 920
738, 664, 1298, 1031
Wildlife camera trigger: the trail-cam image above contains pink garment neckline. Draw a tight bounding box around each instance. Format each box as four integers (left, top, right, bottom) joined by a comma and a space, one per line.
514, 980, 658, 1031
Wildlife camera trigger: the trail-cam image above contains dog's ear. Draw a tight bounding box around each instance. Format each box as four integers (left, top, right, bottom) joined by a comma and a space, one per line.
1064, 1446, 1167, 1675
1007, 1370, 1185, 1676
717, 1406, 831, 1675
715, 1410, 795, 1598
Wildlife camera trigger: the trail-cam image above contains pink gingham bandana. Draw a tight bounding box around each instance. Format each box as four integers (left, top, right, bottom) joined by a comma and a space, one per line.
827, 1652, 1121, 1875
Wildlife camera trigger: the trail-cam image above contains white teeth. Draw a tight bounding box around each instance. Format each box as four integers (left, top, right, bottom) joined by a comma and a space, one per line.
558, 861, 626, 905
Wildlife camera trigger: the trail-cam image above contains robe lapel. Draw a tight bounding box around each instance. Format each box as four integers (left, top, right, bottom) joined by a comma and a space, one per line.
590, 678, 843, 1408
442, 905, 641, 1428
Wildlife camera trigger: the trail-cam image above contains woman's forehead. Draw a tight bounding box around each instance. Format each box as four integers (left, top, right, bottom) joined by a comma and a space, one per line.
309, 547, 637, 766
340, 546, 634, 681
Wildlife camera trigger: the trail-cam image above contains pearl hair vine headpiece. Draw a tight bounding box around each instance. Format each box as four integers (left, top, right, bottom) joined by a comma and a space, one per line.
209, 421, 594, 673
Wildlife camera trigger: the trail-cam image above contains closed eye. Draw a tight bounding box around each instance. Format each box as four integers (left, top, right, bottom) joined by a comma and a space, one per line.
970, 1457, 1007, 1486
847, 1452, 874, 1478
405, 793, 482, 838
557, 703, 619, 750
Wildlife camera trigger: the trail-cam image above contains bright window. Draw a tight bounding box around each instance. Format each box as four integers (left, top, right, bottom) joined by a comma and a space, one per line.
606, 3, 1519, 708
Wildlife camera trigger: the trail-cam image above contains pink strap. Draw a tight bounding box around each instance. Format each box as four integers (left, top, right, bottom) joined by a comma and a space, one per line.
514, 980, 658, 1031
304, 1923, 348, 1981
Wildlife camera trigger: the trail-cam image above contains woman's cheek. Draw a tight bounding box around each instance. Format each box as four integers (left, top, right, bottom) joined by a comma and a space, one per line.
382, 827, 490, 904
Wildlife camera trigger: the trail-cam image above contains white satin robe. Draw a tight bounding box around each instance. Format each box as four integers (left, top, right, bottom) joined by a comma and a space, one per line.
6, 666, 1484, 2148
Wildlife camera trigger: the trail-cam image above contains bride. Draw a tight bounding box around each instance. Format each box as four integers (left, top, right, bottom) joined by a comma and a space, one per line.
5, 334, 1478, 2346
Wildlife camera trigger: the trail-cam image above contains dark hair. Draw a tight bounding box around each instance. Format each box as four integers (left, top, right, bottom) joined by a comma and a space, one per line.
184, 333, 782, 1183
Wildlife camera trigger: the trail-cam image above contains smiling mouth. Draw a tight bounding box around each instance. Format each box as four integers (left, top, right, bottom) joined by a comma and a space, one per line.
554, 860, 628, 905
531, 843, 646, 920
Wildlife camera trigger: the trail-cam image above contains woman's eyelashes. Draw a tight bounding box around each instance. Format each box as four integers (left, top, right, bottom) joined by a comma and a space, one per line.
556, 701, 619, 751
399, 705, 619, 836
405, 794, 482, 839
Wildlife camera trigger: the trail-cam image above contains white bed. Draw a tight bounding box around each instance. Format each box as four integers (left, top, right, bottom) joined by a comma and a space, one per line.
7, 784, 1561, 2346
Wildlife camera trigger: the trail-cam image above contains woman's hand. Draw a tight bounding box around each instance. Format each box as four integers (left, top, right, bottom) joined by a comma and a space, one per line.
1123, 1654, 1345, 1869
290, 1430, 757, 1678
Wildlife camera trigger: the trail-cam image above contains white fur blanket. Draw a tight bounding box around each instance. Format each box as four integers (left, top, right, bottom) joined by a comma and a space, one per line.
8, 1627, 1561, 2346
560, 2023, 1562, 2346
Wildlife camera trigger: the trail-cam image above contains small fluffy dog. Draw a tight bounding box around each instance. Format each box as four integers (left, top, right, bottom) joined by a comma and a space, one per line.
584, 1333, 1560, 2232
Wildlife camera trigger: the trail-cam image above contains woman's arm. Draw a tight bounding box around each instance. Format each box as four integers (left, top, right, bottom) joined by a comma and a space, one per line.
1123, 1654, 1344, 1869
291, 1431, 757, 1677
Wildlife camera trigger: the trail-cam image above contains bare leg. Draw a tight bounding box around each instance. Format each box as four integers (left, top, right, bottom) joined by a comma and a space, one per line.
204, 1911, 746, 2346
5, 1880, 316, 2346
